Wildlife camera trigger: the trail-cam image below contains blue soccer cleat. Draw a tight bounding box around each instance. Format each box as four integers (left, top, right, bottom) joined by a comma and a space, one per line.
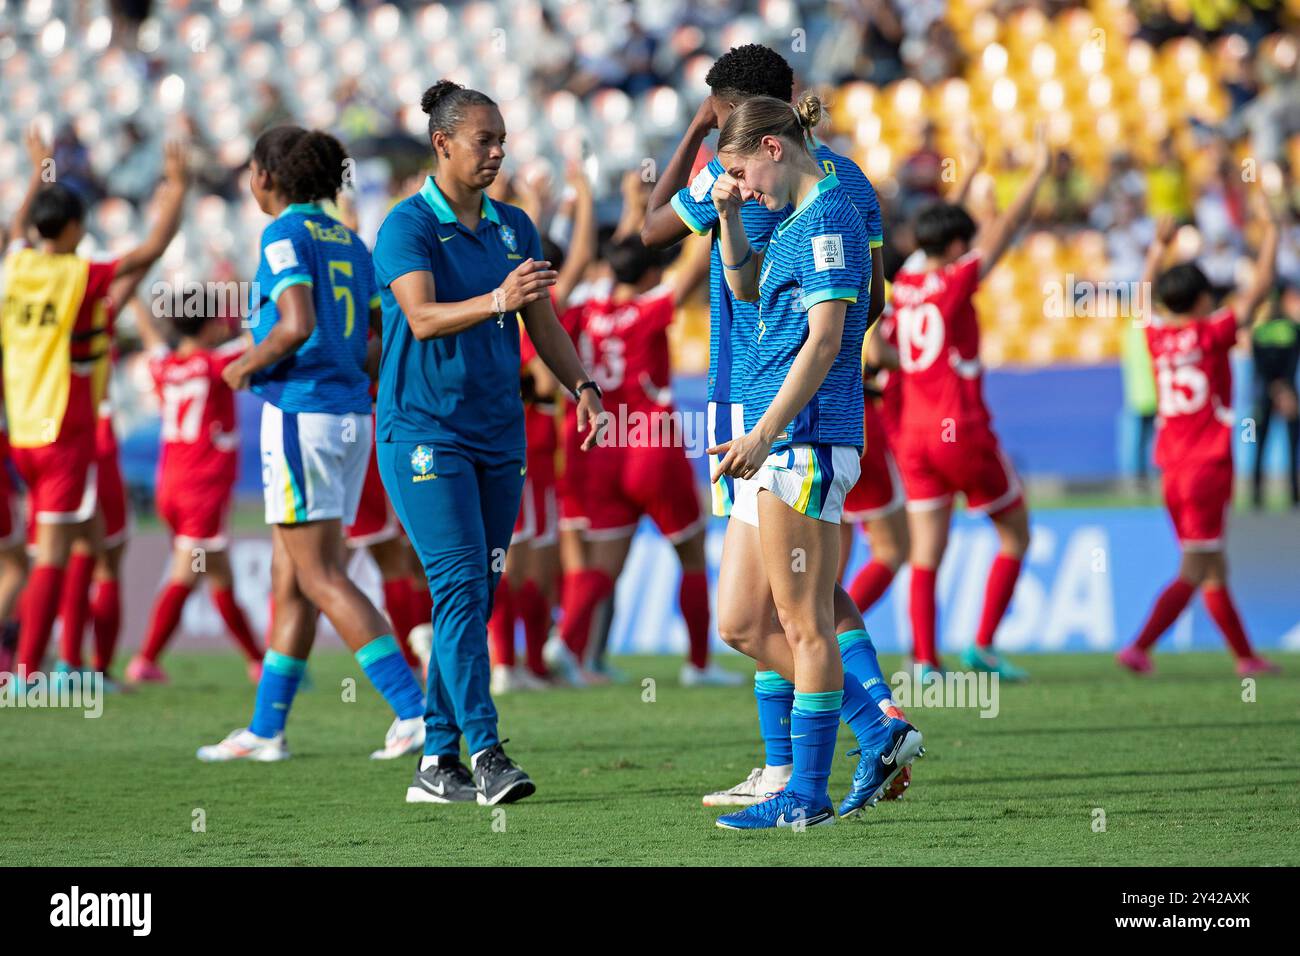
715, 790, 835, 830
837, 718, 925, 818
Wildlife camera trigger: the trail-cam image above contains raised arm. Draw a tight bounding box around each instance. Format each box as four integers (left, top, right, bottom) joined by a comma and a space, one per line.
641, 98, 719, 248
130, 294, 170, 353
1232, 189, 1280, 328
519, 294, 603, 450
1138, 215, 1176, 326
111, 141, 190, 303
390, 258, 557, 341
949, 133, 984, 208
972, 128, 1049, 278
712, 172, 760, 302
554, 165, 595, 314
8, 125, 54, 247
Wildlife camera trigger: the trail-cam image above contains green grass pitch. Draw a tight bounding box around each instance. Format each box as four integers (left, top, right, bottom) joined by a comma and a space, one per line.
3, 652, 1297, 866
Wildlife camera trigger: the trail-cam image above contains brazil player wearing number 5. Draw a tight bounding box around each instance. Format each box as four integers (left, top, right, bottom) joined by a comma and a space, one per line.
1116, 202, 1281, 677
705, 93, 924, 829
197, 127, 428, 764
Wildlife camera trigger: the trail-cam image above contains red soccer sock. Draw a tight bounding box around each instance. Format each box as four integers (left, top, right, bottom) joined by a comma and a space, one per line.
848, 559, 896, 614
560, 569, 613, 660
17, 565, 66, 676
1134, 578, 1196, 651
1202, 585, 1255, 659
90, 579, 122, 674
211, 586, 264, 662
516, 579, 551, 677
974, 555, 1023, 650
140, 581, 194, 663
679, 570, 711, 670
381, 578, 420, 667
57, 552, 96, 668
909, 566, 939, 665
488, 577, 516, 667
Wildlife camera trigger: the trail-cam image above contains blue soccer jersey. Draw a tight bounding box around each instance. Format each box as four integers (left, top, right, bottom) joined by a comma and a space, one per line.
742, 173, 869, 450
670, 144, 882, 408
249, 203, 378, 415
372, 176, 543, 454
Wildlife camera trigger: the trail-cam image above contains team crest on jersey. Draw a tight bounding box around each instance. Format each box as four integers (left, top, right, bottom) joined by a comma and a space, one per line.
410, 445, 437, 482
500, 224, 517, 253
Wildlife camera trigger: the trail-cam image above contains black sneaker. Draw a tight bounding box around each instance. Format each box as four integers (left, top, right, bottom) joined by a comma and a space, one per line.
473, 741, 535, 806
406, 757, 479, 804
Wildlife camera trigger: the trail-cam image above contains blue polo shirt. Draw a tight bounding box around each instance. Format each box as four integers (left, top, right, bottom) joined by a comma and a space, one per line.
372, 176, 543, 454
249, 202, 378, 415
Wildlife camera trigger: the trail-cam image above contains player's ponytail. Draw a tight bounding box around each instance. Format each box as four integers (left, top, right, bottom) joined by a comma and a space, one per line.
421, 80, 496, 150
717, 92, 822, 159
252, 126, 349, 203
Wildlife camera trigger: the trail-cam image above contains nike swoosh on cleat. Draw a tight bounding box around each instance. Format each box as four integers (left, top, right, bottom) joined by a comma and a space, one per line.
420, 779, 446, 795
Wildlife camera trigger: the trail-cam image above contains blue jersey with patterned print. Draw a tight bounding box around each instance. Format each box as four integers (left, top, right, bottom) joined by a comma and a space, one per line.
249, 203, 378, 415
743, 173, 869, 450
670, 144, 882, 407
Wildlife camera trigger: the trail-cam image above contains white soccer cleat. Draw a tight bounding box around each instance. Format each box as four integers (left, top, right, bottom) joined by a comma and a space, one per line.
510, 666, 550, 691
702, 765, 793, 807
407, 624, 433, 669
680, 661, 745, 687
371, 716, 425, 760
196, 728, 290, 763
542, 635, 586, 687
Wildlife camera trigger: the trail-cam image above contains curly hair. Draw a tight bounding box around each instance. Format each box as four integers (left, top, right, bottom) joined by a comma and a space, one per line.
705, 44, 795, 103
252, 126, 348, 203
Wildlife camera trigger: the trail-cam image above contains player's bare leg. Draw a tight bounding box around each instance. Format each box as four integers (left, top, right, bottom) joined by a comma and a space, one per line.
906, 502, 952, 674
962, 502, 1031, 680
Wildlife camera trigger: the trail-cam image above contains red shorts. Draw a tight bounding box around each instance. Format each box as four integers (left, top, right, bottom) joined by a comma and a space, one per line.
96, 440, 130, 547
158, 477, 234, 549
581, 440, 704, 542
897, 424, 1023, 517
0, 448, 20, 548
843, 402, 905, 522
1163, 457, 1232, 550
346, 442, 400, 548
513, 450, 558, 547
12, 432, 97, 525
557, 412, 588, 531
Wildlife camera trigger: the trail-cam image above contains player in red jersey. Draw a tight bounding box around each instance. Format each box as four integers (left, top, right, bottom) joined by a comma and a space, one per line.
0, 403, 29, 681
554, 233, 735, 687
118, 305, 266, 683
887, 132, 1049, 680
1, 126, 186, 688
1117, 203, 1281, 677
840, 307, 909, 616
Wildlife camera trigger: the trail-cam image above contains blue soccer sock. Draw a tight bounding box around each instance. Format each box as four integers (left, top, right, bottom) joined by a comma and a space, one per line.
838, 629, 897, 749
754, 670, 795, 767
789, 690, 842, 805
249, 649, 307, 738
356, 635, 424, 720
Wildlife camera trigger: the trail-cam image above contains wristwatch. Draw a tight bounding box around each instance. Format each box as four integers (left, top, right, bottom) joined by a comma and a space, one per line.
573, 379, 602, 401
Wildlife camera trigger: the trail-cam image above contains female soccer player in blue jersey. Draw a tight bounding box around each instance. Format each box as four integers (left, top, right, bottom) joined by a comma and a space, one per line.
373, 81, 602, 806
198, 127, 428, 765
707, 94, 924, 829
642, 45, 916, 818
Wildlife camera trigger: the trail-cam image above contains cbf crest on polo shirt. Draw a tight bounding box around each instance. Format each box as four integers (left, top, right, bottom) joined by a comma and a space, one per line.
500, 224, 518, 254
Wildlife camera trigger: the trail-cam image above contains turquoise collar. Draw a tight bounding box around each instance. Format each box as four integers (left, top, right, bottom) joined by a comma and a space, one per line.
420, 176, 500, 226
776, 172, 838, 236
278, 202, 325, 218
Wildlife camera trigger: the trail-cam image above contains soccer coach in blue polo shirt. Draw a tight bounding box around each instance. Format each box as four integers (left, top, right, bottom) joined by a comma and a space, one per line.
374, 81, 603, 807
